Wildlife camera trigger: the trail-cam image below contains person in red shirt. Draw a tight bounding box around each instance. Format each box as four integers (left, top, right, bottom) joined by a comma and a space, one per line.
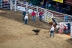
63, 25, 68, 34
31, 11, 36, 22
39, 11, 43, 21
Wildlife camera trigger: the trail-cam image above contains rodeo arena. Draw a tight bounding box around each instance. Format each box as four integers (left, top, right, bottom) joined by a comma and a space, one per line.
0, 0, 72, 48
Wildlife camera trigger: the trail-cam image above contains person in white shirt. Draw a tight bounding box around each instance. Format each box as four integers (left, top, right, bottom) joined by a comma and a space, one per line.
50, 25, 55, 37
24, 14, 28, 24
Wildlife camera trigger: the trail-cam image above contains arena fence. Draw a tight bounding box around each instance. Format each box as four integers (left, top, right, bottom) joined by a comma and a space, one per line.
0, 0, 10, 10
17, 1, 53, 23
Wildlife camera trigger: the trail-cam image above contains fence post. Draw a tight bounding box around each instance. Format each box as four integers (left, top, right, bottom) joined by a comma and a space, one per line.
26, 2, 28, 13
14, 0, 17, 11
10, 0, 13, 10
36, 6, 38, 17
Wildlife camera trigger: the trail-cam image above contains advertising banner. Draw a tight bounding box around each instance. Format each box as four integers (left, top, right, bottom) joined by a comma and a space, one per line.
43, 10, 53, 23
53, 0, 63, 3
17, 6, 26, 11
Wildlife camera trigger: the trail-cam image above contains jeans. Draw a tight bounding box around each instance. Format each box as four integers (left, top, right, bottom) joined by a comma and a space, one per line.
24, 19, 28, 24
39, 16, 42, 21
23, 15, 25, 21
63, 29, 68, 34
32, 16, 36, 22
50, 31, 54, 37
68, 29, 70, 33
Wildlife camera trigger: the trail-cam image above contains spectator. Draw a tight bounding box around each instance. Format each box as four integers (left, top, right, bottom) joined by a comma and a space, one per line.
66, 22, 71, 33
41, 5, 45, 8
56, 7, 60, 12
50, 25, 55, 37
46, 2, 48, 8
46, 2, 51, 9
48, 3, 51, 8
31, 11, 36, 22
39, 11, 43, 21
64, 14, 68, 22
23, 11, 26, 21
63, 24, 68, 34
24, 14, 28, 24
29, 2, 33, 6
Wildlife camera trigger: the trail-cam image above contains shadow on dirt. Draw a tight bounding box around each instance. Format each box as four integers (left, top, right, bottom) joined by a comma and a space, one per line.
0, 9, 51, 30
66, 38, 72, 45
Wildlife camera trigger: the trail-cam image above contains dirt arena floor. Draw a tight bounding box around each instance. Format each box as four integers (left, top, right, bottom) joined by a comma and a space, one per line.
0, 9, 72, 48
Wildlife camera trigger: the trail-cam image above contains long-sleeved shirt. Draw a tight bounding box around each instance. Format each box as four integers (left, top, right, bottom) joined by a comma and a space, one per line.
23, 11, 26, 16
24, 15, 28, 20
50, 26, 54, 31
39, 12, 43, 16
31, 11, 36, 16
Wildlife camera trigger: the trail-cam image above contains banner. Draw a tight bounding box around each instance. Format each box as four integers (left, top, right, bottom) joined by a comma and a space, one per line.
53, 0, 63, 3
45, 16, 53, 22
28, 9, 37, 14
17, 6, 26, 11
43, 10, 53, 23
28, 9, 33, 13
